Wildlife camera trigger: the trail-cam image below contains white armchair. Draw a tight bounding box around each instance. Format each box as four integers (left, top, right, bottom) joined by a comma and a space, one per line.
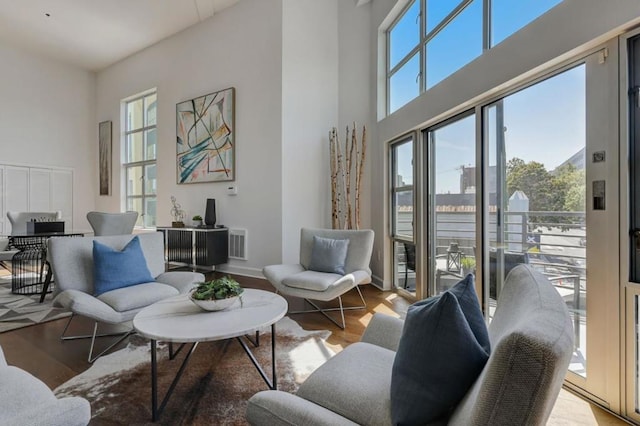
86, 211, 138, 236
0, 344, 91, 425
7, 211, 61, 234
263, 228, 374, 329
48, 232, 204, 362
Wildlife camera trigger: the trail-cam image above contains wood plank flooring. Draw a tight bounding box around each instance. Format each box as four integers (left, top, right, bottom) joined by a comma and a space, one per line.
0, 273, 629, 425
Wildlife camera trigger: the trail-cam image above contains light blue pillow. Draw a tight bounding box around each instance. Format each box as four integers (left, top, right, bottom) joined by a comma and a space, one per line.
390, 274, 490, 424
93, 236, 155, 296
308, 236, 349, 275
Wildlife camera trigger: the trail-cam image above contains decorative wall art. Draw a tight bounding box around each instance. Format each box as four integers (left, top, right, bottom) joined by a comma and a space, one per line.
98, 120, 112, 196
176, 87, 235, 184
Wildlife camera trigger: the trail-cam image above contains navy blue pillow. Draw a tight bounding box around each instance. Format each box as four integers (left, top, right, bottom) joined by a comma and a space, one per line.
390, 274, 490, 425
308, 236, 349, 275
93, 236, 154, 296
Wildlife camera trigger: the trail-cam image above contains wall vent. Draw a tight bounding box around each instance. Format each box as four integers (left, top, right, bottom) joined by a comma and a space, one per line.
229, 228, 248, 260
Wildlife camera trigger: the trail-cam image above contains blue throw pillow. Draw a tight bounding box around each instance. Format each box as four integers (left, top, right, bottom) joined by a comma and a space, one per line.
390, 274, 490, 425
308, 236, 349, 275
93, 236, 155, 296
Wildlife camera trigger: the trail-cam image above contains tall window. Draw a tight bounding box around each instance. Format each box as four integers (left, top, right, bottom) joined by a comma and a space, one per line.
386, 0, 562, 114
124, 91, 157, 228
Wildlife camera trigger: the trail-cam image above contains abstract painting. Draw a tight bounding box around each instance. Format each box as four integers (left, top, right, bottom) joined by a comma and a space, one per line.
176, 87, 235, 183
98, 120, 112, 195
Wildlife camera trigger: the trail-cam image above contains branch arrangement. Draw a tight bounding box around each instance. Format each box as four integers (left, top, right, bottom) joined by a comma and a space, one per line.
329, 123, 367, 229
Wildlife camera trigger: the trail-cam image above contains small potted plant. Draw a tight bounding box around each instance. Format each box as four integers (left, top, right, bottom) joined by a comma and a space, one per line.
461, 256, 476, 276
192, 215, 203, 227
189, 276, 244, 311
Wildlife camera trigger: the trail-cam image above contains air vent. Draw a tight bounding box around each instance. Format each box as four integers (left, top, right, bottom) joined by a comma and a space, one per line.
229, 228, 247, 260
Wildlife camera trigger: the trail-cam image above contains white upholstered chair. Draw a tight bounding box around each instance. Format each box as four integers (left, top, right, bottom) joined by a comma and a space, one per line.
263, 228, 374, 329
7, 211, 61, 234
48, 232, 204, 362
86, 211, 138, 236
0, 344, 90, 425
0, 211, 61, 272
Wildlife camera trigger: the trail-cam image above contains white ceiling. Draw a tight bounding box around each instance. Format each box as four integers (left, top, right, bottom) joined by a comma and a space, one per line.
0, 0, 241, 71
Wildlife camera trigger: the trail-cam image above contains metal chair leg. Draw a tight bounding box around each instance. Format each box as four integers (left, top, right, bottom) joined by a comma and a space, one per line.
60, 314, 134, 363
288, 286, 367, 330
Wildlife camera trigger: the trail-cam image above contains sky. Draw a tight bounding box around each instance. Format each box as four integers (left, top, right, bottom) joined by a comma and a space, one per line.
390, 0, 583, 194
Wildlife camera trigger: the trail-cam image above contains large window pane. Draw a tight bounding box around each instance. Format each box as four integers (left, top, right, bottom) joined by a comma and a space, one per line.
145, 164, 157, 195
394, 141, 413, 187
491, 0, 562, 46
426, 0, 482, 89
428, 114, 476, 295
390, 52, 420, 113
127, 132, 143, 163
127, 198, 143, 227
127, 166, 143, 196
127, 98, 144, 131
145, 93, 157, 127
486, 65, 586, 376
144, 197, 156, 227
426, 0, 461, 34
389, 0, 420, 69
395, 190, 414, 238
145, 129, 157, 161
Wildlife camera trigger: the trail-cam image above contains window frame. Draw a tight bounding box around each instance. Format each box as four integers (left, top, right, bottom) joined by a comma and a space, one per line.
123, 91, 157, 228
385, 0, 561, 114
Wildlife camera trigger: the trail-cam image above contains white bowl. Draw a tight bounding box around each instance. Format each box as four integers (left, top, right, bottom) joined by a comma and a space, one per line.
189, 293, 239, 311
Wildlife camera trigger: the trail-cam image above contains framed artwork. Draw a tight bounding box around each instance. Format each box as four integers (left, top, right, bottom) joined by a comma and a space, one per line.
98, 120, 112, 196
176, 87, 235, 183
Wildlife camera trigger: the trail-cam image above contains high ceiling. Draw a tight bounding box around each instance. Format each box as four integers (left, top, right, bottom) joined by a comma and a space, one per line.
0, 0, 241, 71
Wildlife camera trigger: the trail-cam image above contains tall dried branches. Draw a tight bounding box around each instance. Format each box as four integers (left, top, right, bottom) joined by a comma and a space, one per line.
329, 123, 367, 229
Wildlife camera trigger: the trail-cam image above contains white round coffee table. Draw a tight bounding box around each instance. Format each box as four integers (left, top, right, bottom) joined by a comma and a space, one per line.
133, 288, 288, 421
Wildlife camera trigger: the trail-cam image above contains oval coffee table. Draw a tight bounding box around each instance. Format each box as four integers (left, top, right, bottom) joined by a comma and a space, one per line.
133, 288, 288, 421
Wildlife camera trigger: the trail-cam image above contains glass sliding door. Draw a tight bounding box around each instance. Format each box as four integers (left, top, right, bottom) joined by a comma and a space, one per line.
425, 113, 477, 296
484, 65, 587, 376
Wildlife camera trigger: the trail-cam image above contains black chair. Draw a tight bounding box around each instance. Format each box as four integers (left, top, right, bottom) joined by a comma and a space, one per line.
403, 243, 416, 289
489, 250, 527, 299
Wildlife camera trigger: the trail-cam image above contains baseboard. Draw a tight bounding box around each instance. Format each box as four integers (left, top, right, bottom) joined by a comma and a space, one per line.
216, 264, 264, 279
371, 273, 386, 290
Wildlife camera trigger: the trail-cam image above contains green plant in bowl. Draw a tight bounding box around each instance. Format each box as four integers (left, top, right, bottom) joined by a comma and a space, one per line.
192, 215, 203, 221
190, 276, 244, 311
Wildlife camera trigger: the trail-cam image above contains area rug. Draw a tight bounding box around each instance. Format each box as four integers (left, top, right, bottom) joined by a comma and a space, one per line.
55, 317, 335, 425
0, 276, 70, 333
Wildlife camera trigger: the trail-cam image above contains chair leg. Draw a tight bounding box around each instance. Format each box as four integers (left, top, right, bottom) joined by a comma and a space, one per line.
60, 314, 134, 363
288, 286, 367, 330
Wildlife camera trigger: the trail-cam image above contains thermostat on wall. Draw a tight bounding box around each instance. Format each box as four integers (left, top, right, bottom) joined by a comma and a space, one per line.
227, 185, 238, 196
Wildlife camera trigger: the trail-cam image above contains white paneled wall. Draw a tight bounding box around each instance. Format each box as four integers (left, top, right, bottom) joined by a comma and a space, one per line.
0, 164, 73, 234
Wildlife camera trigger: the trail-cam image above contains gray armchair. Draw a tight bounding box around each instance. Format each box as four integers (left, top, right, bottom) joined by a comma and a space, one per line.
7, 211, 61, 234
263, 228, 374, 329
48, 232, 204, 362
86, 211, 138, 236
1, 211, 61, 274
0, 344, 90, 425
247, 265, 574, 425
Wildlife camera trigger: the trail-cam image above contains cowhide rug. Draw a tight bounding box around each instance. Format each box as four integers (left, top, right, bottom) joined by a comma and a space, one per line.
55, 317, 334, 425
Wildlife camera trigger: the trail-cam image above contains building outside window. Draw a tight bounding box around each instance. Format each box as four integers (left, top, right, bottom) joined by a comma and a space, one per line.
123, 91, 157, 228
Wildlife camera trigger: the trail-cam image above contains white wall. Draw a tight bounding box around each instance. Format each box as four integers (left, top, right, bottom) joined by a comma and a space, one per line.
369, 0, 640, 287
95, 0, 373, 274
95, 0, 284, 276
338, 0, 373, 237
0, 41, 96, 230
281, 0, 339, 263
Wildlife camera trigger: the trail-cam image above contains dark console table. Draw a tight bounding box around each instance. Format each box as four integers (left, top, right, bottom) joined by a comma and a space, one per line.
157, 227, 228, 270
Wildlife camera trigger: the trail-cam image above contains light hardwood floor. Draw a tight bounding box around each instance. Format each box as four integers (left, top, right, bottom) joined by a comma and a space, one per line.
0, 273, 630, 425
